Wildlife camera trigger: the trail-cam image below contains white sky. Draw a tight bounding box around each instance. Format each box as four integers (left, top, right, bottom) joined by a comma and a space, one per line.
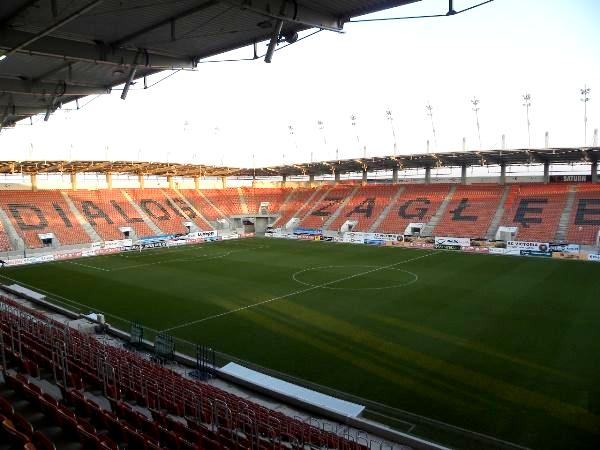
1, 0, 599, 168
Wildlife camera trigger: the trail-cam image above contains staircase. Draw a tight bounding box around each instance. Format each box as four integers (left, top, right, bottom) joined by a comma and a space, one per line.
421, 185, 457, 237
237, 187, 249, 214
0, 207, 25, 251
554, 185, 577, 242
368, 187, 405, 232
485, 185, 512, 240
198, 190, 230, 226
172, 189, 213, 230
121, 190, 163, 235
272, 189, 296, 226
61, 192, 102, 243
299, 185, 333, 221
323, 186, 360, 230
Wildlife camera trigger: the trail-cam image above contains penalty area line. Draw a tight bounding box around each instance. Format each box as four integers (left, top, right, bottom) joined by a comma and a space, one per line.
161, 250, 439, 332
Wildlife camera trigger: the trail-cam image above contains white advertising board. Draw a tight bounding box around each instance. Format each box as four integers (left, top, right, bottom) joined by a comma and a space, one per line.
435, 237, 471, 247
506, 241, 550, 252
589, 254, 600, 262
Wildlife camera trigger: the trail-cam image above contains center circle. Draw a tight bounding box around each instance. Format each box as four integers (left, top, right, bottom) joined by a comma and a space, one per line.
292, 265, 418, 291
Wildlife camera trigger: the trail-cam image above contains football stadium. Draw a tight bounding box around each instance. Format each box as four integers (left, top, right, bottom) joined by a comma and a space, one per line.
0, 1, 599, 450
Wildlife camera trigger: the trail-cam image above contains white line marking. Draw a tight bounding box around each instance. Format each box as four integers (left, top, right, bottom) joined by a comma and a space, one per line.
291, 265, 418, 291
67, 260, 111, 272
162, 251, 439, 332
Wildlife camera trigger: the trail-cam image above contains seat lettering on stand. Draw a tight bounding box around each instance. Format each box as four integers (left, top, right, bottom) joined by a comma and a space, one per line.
398, 198, 430, 219
311, 198, 342, 217
346, 198, 375, 218
450, 198, 478, 222
52, 203, 73, 228
140, 199, 171, 221
514, 198, 547, 228
110, 200, 144, 223
574, 199, 600, 225
81, 201, 113, 226
8, 204, 48, 230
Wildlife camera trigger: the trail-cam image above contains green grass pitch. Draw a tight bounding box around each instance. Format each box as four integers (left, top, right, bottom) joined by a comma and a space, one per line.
1, 238, 599, 450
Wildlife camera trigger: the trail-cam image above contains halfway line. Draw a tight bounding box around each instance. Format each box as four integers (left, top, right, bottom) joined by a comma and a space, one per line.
162, 250, 439, 332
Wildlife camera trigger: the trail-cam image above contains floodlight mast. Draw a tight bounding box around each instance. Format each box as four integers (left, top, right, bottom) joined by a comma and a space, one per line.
581, 85, 591, 146
425, 104, 438, 150
351, 114, 363, 157
522, 93, 532, 147
386, 110, 398, 156
471, 97, 481, 149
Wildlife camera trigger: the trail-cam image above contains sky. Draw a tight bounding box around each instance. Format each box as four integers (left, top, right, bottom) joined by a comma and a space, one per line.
1, 0, 599, 168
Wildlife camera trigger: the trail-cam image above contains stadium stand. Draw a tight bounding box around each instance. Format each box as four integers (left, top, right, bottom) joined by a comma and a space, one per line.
499, 184, 570, 242
273, 187, 322, 228
0, 296, 369, 450
201, 189, 245, 217
241, 187, 290, 215
0, 183, 599, 248
0, 221, 11, 252
328, 184, 402, 232
433, 185, 505, 238
125, 189, 196, 235
67, 190, 154, 241
567, 183, 600, 244
375, 185, 451, 235
179, 190, 224, 223
0, 191, 91, 248
299, 185, 356, 229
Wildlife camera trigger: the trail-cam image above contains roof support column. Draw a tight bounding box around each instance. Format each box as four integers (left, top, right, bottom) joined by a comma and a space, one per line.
282, 174, 287, 187
362, 168, 368, 186
392, 167, 399, 184
543, 161, 550, 184
500, 163, 506, 185
70, 172, 77, 190
309, 174, 315, 187
252, 174, 256, 187
461, 164, 467, 185
334, 171, 341, 182
592, 159, 598, 183
106, 172, 112, 190
425, 166, 431, 184
167, 175, 174, 190
221, 176, 227, 189
194, 176, 200, 190
31, 173, 38, 191
138, 174, 145, 189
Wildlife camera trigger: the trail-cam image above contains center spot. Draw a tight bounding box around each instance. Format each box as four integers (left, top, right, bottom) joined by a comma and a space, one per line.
292, 265, 418, 291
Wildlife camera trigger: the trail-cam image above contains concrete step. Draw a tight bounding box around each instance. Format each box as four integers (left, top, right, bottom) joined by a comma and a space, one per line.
323, 186, 360, 230
237, 187, 249, 214
555, 184, 577, 241
0, 205, 25, 250
422, 185, 457, 237
485, 185, 512, 240
368, 186, 406, 233
171, 189, 213, 230
121, 190, 162, 235
61, 192, 103, 243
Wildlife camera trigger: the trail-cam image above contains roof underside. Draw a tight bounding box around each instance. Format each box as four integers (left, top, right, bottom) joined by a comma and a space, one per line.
1, 148, 598, 178
0, 0, 417, 128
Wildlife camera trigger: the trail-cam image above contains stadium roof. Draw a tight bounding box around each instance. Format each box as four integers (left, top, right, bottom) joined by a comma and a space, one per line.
1, 148, 598, 178
0, 0, 418, 129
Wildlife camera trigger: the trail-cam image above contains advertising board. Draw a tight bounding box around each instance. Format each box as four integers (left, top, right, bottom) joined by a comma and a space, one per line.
520, 250, 552, 258
435, 244, 462, 251
435, 237, 471, 247
549, 244, 580, 254
507, 241, 550, 252
589, 254, 600, 262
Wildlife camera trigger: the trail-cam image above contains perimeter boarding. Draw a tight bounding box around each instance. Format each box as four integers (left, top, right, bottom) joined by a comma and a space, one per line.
265, 228, 600, 263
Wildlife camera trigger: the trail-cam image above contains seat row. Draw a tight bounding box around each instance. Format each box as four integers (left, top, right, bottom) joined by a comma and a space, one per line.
0, 296, 370, 450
